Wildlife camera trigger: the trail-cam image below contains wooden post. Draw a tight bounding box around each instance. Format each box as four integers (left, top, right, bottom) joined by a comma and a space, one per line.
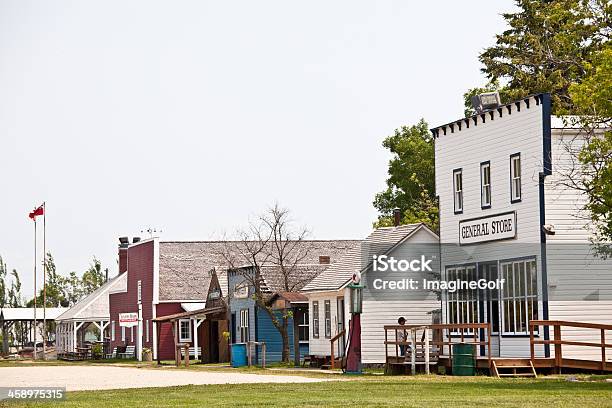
184, 344, 189, 368
384, 327, 388, 367
330, 338, 335, 370
262, 342, 266, 368
554, 324, 562, 374
410, 328, 416, 375
424, 327, 430, 375
529, 323, 535, 362
601, 328, 606, 372
293, 309, 300, 367
156, 321, 161, 365
487, 323, 492, 371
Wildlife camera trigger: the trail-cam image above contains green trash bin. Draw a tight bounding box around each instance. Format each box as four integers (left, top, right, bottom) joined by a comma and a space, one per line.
452, 343, 476, 376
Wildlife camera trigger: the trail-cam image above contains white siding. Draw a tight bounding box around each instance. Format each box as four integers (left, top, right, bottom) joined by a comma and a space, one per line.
544, 129, 612, 361
307, 291, 341, 356
435, 97, 546, 358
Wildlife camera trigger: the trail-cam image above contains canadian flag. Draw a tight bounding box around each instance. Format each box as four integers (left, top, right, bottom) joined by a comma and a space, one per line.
28, 205, 44, 220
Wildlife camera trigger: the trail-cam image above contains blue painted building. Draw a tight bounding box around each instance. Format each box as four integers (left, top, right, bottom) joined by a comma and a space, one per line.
227, 266, 309, 364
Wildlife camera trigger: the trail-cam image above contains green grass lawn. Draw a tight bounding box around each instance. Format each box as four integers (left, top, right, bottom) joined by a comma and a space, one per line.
2, 375, 611, 408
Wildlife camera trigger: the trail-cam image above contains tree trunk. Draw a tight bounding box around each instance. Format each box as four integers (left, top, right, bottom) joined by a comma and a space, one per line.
281, 318, 290, 363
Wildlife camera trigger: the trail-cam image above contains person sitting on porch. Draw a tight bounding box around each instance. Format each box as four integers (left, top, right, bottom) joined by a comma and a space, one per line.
396, 317, 409, 356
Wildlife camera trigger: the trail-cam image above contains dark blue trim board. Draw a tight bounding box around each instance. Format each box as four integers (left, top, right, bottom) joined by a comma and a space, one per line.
539, 93, 552, 357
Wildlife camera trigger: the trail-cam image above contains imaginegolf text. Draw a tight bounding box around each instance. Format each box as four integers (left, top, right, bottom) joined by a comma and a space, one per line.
372, 278, 506, 293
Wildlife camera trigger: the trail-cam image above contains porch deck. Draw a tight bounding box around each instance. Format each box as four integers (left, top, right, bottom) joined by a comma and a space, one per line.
384, 320, 612, 376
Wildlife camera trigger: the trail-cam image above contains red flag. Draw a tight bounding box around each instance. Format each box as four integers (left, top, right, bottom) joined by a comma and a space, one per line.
29, 205, 44, 220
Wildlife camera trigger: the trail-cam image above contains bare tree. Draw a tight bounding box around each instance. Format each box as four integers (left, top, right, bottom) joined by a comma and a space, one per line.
221, 204, 310, 363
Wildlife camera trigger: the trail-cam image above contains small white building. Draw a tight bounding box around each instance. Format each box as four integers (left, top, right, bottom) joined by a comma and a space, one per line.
55, 273, 126, 354
301, 223, 440, 364
431, 93, 612, 362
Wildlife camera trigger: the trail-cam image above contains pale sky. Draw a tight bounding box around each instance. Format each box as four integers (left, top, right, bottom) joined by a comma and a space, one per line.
0, 0, 515, 298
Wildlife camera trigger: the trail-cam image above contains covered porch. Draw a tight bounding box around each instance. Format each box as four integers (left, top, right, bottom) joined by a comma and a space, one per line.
153, 305, 229, 365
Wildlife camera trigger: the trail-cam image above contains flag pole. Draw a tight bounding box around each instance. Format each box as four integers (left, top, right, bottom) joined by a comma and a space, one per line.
43, 202, 46, 360
33, 218, 37, 360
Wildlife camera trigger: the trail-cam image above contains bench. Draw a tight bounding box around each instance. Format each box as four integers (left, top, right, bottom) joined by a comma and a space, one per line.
105, 347, 117, 359
180, 346, 202, 358
118, 345, 136, 359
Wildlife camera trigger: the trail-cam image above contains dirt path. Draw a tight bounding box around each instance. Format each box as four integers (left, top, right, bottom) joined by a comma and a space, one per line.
0, 365, 331, 391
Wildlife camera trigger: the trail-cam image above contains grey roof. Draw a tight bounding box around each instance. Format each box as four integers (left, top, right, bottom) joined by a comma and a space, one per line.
56, 273, 127, 322
158, 240, 360, 302
301, 224, 435, 292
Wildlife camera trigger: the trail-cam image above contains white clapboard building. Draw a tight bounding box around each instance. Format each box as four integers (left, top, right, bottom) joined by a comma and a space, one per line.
431, 93, 611, 361
301, 223, 440, 365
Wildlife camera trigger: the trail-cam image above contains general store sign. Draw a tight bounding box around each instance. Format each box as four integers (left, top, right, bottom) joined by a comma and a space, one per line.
459, 211, 516, 245
119, 312, 138, 327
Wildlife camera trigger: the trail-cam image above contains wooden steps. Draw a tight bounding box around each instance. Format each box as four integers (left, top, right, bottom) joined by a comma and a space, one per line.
320, 358, 342, 370
492, 359, 537, 378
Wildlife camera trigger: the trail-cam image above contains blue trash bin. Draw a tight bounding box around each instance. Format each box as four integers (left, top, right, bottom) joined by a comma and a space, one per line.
231, 343, 247, 367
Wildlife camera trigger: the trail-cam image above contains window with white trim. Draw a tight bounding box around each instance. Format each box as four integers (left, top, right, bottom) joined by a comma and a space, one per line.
179, 319, 192, 342
297, 309, 309, 343
453, 169, 463, 213
111, 321, 115, 342
501, 259, 538, 335
239, 309, 249, 342
510, 154, 521, 202
481, 162, 491, 208
446, 265, 478, 332
324, 300, 331, 339
312, 301, 319, 339
121, 326, 125, 342
146, 320, 150, 343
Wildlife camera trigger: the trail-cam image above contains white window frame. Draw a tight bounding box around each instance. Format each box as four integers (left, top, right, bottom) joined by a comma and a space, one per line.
111, 321, 115, 342
510, 153, 521, 202
500, 258, 538, 335
453, 169, 463, 214
145, 320, 150, 343
179, 319, 192, 342
239, 309, 249, 342
480, 161, 491, 208
312, 301, 320, 339
446, 265, 478, 334
298, 310, 309, 344
324, 300, 331, 339
121, 326, 125, 342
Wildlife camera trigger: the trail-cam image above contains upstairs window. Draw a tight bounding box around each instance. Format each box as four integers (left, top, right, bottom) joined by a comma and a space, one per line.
481, 161, 491, 209
453, 169, 463, 214
510, 153, 521, 203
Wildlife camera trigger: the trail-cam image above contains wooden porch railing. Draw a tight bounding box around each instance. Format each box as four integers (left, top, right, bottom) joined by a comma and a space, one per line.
529, 320, 612, 372
330, 329, 345, 370
384, 323, 492, 371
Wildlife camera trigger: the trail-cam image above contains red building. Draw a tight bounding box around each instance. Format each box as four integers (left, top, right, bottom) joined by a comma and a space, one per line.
109, 237, 358, 361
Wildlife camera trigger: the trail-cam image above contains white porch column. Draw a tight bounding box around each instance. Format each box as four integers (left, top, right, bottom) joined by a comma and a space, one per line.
72, 322, 77, 352
193, 318, 204, 360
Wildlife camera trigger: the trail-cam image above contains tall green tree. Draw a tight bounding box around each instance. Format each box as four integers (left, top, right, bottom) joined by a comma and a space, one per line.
568, 45, 612, 255
80, 258, 106, 297
373, 119, 438, 231
467, 0, 610, 114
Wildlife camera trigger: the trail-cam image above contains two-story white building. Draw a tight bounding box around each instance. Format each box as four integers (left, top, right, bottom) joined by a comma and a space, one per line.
432, 93, 611, 362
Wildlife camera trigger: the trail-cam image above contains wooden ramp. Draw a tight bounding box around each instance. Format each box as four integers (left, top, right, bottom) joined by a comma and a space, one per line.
492, 358, 537, 378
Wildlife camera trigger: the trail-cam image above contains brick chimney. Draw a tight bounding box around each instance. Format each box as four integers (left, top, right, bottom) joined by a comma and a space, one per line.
118, 237, 129, 274
393, 208, 401, 227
